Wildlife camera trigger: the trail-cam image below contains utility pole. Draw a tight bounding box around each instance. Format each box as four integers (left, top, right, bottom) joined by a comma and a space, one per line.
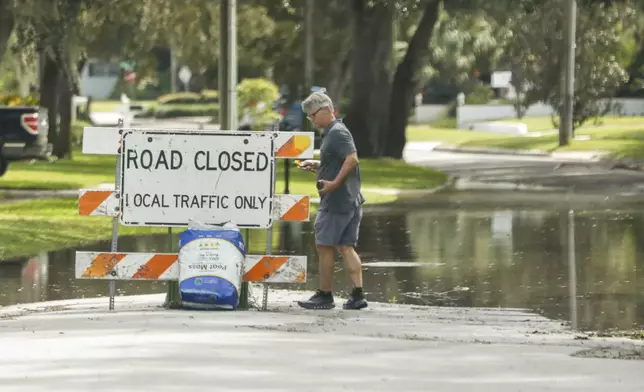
219, 0, 238, 131
304, 0, 314, 93
170, 38, 177, 93
285, 0, 314, 194
568, 210, 578, 331
559, 0, 576, 146
219, 0, 247, 308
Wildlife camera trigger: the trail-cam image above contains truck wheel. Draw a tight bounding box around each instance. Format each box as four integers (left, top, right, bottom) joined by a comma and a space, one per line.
0, 155, 8, 177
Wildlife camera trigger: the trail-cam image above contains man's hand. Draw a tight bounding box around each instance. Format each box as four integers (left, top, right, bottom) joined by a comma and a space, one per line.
297, 159, 319, 172
317, 179, 340, 195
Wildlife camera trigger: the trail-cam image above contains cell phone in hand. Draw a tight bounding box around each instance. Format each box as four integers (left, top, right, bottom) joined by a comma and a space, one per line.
316, 181, 324, 190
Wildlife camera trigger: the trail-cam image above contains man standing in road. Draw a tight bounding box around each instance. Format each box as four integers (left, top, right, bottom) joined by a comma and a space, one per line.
296, 92, 367, 310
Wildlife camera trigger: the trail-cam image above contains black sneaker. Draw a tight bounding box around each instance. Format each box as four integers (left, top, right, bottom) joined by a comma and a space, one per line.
297, 290, 335, 310
343, 288, 368, 310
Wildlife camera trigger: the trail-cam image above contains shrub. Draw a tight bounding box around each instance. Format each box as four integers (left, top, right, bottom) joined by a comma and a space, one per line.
157, 90, 219, 105
237, 78, 279, 131
201, 89, 219, 102
157, 92, 201, 104
249, 111, 281, 131
136, 103, 219, 120
0, 94, 40, 106
465, 83, 494, 105
237, 78, 279, 109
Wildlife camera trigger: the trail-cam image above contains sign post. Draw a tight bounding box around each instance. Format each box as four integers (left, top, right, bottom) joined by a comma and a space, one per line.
107, 124, 121, 310
164, 227, 181, 309
178, 66, 192, 92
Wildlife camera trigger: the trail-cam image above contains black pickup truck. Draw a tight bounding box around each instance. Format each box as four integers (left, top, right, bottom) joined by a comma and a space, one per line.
0, 107, 51, 176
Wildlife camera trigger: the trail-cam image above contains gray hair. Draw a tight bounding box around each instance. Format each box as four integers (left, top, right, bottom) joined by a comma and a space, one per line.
301, 92, 334, 115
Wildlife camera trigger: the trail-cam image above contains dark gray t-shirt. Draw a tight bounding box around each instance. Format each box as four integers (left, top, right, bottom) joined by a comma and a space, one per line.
316, 120, 365, 213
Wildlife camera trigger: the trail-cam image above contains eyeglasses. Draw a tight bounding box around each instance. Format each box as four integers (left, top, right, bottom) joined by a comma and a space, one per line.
307, 107, 323, 120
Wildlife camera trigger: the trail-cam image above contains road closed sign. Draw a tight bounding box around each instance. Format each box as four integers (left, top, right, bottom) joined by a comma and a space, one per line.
119, 130, 275, 228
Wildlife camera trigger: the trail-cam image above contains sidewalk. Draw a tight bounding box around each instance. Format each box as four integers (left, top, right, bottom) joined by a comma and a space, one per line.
435, 144, 605, 161
0, 290, 642, 391
405, 141, 605, 162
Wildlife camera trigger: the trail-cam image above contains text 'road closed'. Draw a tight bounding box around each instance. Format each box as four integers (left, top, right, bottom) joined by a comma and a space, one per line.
125, 149, 270, 172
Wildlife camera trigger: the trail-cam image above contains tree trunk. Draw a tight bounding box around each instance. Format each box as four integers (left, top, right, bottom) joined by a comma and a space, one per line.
328, 47, 352, 108
41, 53, 60, 148
0, 0, 14, 62
343, 0, 393, 157
384, 0, 442, 159
54, 74, 73, 159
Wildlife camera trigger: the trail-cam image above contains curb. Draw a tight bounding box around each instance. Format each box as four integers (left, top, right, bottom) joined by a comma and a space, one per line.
433, 144, 551, 157
0, 189, 77, 201
436, 146, 644, 169
359, 181, 455, 211
433, 144, 609, 162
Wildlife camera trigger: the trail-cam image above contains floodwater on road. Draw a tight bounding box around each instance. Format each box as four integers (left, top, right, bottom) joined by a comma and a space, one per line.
1, 192, 643, 332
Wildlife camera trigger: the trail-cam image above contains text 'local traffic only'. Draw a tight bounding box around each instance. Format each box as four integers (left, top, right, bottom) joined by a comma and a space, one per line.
119, 131, 275, 228
125, 193, 269, 210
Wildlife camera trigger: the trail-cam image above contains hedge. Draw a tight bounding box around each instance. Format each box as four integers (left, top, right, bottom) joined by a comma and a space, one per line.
136, 103, 219, 120
157, 90, 219, 105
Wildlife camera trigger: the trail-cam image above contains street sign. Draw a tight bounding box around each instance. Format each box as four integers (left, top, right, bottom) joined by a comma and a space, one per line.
179, 66, 192, 85
119, 130, 275, 228
120, 61, 136, 71
491, 71, 512, 88
124, 71, 136, 84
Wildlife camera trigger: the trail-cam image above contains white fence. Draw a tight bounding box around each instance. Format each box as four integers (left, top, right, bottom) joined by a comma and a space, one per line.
412, 98, 644, 126
456, 98, 644, 127
79, 59, 120, 100
457, 103, 553, 126
413, 105, 447, 123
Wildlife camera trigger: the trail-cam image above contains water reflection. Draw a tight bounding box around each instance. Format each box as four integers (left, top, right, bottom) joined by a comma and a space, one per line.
1, 204, 643, 332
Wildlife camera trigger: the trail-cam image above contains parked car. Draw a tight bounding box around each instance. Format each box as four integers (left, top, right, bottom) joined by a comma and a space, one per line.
0, 107, 51, 177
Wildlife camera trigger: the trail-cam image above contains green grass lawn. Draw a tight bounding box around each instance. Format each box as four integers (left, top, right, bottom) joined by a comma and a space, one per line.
407, 116, 644, 159
407, 126, 509, 144
0, 148, 446, 258
1, 153, 116, 190
463, 125, 644, 159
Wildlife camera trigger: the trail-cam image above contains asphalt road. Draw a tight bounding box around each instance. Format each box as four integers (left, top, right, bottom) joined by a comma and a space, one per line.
403, 142, 644, 194
0, 292, 642, 392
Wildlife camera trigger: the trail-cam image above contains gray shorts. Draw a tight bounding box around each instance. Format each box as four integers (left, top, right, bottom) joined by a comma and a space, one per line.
314, 206, 363, 247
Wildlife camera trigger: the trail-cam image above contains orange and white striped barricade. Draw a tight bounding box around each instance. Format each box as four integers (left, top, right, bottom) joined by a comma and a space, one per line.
75, 252, 306, 284
77, 124, 314, 310
78, 189, 310, 222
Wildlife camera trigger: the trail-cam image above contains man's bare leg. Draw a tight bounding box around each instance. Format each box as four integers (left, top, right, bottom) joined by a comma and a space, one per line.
297, 244, 337, 309
337, 245, 363, 288
317, 244, 336, 292
337, 245, 367, 309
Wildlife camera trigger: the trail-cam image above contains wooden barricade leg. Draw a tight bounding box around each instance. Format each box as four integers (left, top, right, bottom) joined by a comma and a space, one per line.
164, 227, 182, 309
238, 228, 251, 309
